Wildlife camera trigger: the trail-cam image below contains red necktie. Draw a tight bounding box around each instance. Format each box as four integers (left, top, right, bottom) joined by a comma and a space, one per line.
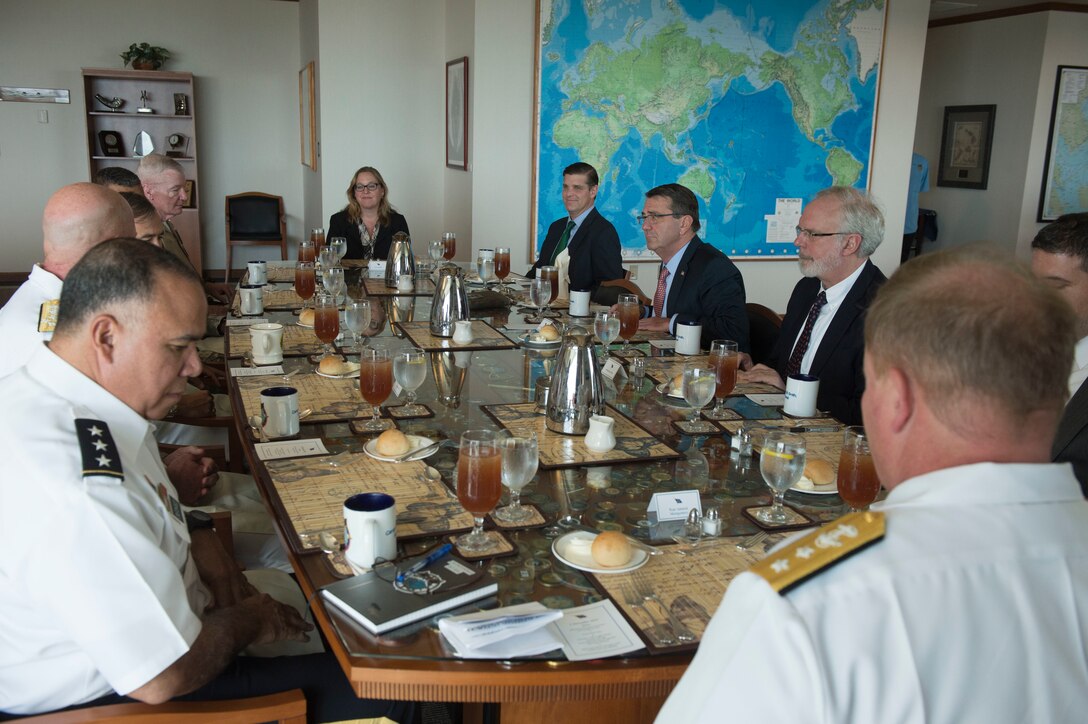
786, 291, 827, 377
653, 267, 670, 317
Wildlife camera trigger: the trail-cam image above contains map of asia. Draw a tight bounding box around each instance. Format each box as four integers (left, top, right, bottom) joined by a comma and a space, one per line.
534, 0, 887, 260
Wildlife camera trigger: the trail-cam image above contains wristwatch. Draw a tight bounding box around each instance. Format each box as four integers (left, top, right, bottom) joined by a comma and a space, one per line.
186, 509, 215, 533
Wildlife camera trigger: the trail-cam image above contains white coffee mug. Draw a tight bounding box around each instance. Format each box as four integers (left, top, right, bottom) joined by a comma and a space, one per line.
239, 284, 264, 316
343, 492, 397, 571
569, 289, 591, 317
397, 274, 414, 292
675, 320, 702, 355
453, 320, 474, 345
247, 260, 268, 285
260, 386, 300, 438
783, 374, 820, 417
250, 322, 284, 364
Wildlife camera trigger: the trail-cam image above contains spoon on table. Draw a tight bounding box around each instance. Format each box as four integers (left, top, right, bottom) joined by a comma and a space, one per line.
248, 414, 268, 443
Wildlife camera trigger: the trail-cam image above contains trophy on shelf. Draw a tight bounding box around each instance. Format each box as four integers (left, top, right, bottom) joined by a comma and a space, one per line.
166, 133, 188, 158
94, 93, 124, 112
173, 93, 189, 116
137, 90, 154, 114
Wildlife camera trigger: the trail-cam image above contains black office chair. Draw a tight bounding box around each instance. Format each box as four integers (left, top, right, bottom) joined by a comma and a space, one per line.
746, 303, 781, 367
224, 192, 288, 282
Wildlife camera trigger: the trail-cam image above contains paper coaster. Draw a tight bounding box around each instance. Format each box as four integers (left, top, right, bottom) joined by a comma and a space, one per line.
742, 504, 816, 532
350, 417, 394, 434
448, 530, 515, 561
488, 504, 547, 530
387, 403, 435, 420
672, 419, 723, 436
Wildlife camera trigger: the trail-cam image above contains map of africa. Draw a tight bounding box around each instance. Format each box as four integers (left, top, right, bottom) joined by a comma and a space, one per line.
534, 0, 886, 259
1040, 66, 1088, 221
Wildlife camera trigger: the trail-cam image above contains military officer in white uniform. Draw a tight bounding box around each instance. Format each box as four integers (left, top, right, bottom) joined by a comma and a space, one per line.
0, 240, 413, 721
657, 248, 1088, 723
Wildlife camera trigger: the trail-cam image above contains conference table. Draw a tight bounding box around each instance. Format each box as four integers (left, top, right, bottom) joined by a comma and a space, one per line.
225, 264, 848, 723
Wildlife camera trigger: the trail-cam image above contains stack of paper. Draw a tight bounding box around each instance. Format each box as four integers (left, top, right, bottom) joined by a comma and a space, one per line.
438, 602, 563, 659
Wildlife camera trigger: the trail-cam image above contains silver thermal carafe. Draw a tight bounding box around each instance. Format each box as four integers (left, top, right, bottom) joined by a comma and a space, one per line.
545, 324, 604, 435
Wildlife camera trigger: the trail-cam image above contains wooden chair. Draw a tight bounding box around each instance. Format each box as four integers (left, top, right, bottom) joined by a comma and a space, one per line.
17, 688, 306, 723
224, 192, 288, 282
593, 278, 651, 308
746, 302, 782, 367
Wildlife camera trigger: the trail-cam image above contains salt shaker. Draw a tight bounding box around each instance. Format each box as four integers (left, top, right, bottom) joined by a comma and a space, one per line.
702, 506, 721, 537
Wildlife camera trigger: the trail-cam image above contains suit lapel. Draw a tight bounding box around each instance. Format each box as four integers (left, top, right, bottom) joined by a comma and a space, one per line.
1054, 381, 1088, 458
809, 261, 872, 376
567, 208, 597, 254
665, 238, 700, 313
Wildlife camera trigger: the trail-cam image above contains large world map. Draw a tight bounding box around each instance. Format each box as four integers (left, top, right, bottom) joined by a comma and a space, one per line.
534, 0, 886, 260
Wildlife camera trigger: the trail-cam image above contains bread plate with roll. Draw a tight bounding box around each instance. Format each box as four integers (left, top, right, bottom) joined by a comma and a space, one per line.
518, 322, 562, 349
315, 356, 361, 379
552, 530, 649, 574
364, 429, 438, 463
791, 458, 838, 495
297, 308, 316, 329
653, 373, 693, 408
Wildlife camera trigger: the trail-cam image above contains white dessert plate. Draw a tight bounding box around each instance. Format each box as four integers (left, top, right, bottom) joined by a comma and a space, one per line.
552, 530, 649, 574
364, 435, 437, 463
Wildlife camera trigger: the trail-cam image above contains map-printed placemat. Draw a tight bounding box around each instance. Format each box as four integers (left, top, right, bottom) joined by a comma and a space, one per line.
362, 278, 436, 297
263, 266, 296, 283
265, 453, 473, 553
395, 320, 518, 352
643, 356, 779, 396
585, 537, 777, 654
719, 419, 844, 470
230, 287, 306, 314
482, 403, 680, 469
234, 371, 375, 424
226, 323, 324, 359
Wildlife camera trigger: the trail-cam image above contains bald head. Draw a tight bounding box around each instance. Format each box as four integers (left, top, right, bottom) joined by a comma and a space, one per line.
42, 183, 136, 280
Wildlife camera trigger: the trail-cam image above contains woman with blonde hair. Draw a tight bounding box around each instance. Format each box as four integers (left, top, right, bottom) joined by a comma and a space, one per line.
328, 166, 410, 260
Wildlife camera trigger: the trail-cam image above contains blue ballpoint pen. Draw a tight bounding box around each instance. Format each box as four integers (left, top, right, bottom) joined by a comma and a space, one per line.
395, 543, 453, 584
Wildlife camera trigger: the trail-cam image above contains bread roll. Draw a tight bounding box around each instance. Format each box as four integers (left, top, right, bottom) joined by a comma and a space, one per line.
375, 429, 411, 457
539, 323, 560, 341
591, 531, 632, 567
670, 372, 684, 396
803, 459, 836, 486
299, 308, 315, 326
319, 356, 348, 375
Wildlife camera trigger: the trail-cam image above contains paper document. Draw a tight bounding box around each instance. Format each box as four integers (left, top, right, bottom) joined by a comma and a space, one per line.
255, 438, 329, 460
439, 602, 563, 659
552, 599, 645, 661
231, 365, 284, 377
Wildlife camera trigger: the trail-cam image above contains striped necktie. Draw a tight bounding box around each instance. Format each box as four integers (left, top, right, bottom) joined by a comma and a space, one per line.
786, 291, 827, 377
653, 267, 670, 318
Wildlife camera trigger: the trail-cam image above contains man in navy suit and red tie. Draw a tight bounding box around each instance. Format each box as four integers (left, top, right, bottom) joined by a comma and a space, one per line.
528, 162, 623, 295
741, 186, 887, 425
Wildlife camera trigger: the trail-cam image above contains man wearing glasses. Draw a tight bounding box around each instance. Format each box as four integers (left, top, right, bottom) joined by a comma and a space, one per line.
741, 186, 886, 424
528, 162, 623, 295
634, 183, 749, 351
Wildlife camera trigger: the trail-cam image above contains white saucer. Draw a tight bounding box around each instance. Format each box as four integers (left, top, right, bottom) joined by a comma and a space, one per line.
519, 333, 561, 349
296, 321, 315, 329
654, 381, 684, 400
315, 362, 360, 379
790, 477, 839, 495
552, 530, 649, 574
363, 434, 437, 463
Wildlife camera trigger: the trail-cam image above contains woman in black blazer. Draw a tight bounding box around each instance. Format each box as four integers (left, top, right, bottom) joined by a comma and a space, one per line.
327, 166, 410, 261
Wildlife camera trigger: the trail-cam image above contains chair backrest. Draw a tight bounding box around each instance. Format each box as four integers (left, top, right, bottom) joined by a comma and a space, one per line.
593, 278, 651, 307
226, 193, 284, 240
746, 302, 782, 367
17, 688, 306, 723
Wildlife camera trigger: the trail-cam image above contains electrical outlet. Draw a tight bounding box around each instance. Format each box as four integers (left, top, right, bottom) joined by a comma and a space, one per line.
627, 265, 637, 280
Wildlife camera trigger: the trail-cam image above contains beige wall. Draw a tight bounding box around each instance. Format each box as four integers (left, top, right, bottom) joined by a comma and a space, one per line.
0, 0, 302, 273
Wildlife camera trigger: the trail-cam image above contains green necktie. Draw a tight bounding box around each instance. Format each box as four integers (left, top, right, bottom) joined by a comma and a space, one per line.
551, 220, 575, 264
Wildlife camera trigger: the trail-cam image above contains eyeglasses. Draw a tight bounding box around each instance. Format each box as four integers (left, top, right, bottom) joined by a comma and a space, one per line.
354, 183, 381, 192
636, 212, 682, 224
795, 226, 851, 239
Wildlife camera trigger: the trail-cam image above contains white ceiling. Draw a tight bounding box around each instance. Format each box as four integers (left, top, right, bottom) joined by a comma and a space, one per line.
931, 0, 1088, 21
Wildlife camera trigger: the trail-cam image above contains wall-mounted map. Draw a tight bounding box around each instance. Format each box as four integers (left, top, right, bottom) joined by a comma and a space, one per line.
533, 0, 886, 260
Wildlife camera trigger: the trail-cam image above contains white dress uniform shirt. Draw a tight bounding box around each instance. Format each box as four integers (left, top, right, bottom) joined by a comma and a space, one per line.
656, 462, 1088, 724
0, 345, 211, 715
0, 264, 61, 378
790, 260, 866, 375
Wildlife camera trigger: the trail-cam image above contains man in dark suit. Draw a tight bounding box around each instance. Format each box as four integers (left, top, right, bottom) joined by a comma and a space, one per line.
634, 183, 749, 351
1031, 212, 1088, 496
742, 186, 886, 424
528, 162, 623, 294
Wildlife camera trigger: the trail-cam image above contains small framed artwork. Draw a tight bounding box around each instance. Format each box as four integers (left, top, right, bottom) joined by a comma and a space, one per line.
183, 179, 196, 209
937, 104, 996, 189
446, 56, 468, 170
299, 61, 316, 171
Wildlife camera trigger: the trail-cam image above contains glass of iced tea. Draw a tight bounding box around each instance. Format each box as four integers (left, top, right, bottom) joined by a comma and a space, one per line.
298, 239, 316, 264
540, 265, 559, 304
456, 429, 504, 552
311, 227, 326, 254
837, 426, 880, 511
616, 293, 641, 357
442, 231, 457, 261
706, 339, 739, 420
295, 261, 316, 309
359, 348, 393, 432
495, 247, 511, 288
314, 292, 339, 360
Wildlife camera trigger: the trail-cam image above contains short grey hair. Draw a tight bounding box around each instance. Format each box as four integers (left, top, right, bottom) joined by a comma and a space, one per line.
136, 153, 184, 182
813, 186, 884, 258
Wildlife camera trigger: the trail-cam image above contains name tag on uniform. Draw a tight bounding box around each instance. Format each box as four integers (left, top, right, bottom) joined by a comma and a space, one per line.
38, 300, 59, 333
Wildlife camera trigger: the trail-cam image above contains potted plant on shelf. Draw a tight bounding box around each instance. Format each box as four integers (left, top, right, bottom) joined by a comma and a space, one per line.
120, 43, 170, 71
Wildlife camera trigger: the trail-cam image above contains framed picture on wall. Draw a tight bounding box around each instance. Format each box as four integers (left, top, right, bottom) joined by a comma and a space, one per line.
1037, 65, 1088, 222
299, 61, 317, 171
183, 179, 196, 209
937, 104, 996, 189
446, 56, 468, 170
